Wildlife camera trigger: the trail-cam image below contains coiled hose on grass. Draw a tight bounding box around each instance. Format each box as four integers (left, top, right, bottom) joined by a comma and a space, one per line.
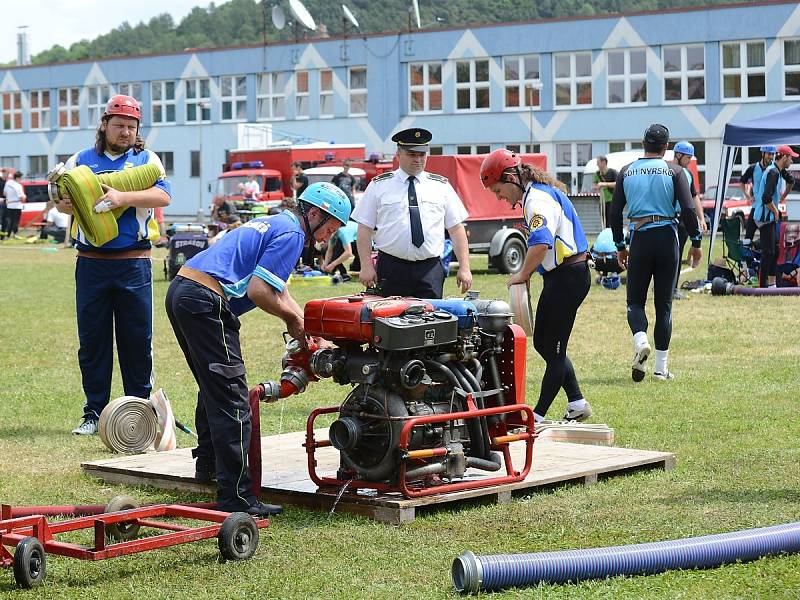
711, 277, 800, 296
452, 522, 800, 593
54, 163, 161, 246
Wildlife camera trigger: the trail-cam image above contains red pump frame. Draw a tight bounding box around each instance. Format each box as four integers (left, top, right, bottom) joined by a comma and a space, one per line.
304, 400, 535, 498
0, 504, 268, 564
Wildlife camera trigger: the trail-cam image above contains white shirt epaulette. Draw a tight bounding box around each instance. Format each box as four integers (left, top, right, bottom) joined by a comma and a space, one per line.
371, 172, 394, 183
426, 173, 448, 184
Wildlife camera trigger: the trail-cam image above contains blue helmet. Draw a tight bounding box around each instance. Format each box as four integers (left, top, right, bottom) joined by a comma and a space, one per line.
673, 140, 694, 157
299, 182, 351, 225
760, 145, 777, 153
601, 274, 621, 290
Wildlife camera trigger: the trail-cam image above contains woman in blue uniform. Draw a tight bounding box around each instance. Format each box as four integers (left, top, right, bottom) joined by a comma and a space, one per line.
480, 149, 592, 423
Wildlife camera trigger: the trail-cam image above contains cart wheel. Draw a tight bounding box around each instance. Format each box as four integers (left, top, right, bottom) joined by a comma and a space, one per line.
13, 536, 46, 588
104, 495, 141, 541
218, 512, 259, 562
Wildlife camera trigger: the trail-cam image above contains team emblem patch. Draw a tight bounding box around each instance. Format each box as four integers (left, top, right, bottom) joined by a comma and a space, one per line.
530, 214, 546, 230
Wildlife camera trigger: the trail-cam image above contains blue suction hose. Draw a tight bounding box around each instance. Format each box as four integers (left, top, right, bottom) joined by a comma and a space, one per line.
453, 522, 800, 593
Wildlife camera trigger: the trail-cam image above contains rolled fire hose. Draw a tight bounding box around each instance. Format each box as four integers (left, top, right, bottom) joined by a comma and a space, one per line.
452, 522, 800, 593
508, 283, 534, 337
47, 162, 162, 247
99, 396, 158, 454
711, 277, 800, 297
98, 390, 177, 454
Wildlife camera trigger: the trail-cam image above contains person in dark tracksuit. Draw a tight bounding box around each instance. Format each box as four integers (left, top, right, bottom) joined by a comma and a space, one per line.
165, 182, 351, 517
611, 124, 702, 382
754, 145, 798, 287
481, 149, 592, 423
57, 95, 171, 436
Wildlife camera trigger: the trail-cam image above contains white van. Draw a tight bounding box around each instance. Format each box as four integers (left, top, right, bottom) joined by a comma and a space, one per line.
303, 166, 366, 205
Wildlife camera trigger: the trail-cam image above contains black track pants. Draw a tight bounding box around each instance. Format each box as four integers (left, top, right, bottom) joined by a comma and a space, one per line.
165, 276, 256, 511
759, 221, 779, 286
532, 262, 591, 418
626, 225, 679, 351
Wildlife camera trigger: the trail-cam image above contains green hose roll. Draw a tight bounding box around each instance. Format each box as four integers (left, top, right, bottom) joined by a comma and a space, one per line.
58, 163, 162, 247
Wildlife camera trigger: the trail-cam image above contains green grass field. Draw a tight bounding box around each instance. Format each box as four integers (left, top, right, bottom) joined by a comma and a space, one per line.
1, 244, 799, 598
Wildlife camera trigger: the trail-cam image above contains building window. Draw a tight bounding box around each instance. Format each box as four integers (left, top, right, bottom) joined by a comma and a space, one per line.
29, 90, 50, 130
688, 140, 706, 190
721, 41, 766, 100
295, 70, 309, 118
455, 59, 490, 111
349, 67, 367, 116
221, 75, 246, 121
429, 146, 443, 156
320, 69, 334, 117
409, 62, 442, 113
117, 82, 142, 99
784, 39, 800, 97
257, 73, 287, 120
58, 88, 79, 129
730, 146, 762, 180
87, 85, 111, 125
554, 52, 592, 108
190, 150, 200, 178
151, 81, 176, 124
2, 92, 22, 131
608, 141, 643, 153
456, 145, 491, 155
555, 142, 592, 193
28, 155, 48, 178
504, 55, 540, 110
506, 144, 541, 154
663, 44, 705, 103
155, 151, 174, 176
607, 48, 647, 105
1, 156, 20, 170
185, 78, 211, 123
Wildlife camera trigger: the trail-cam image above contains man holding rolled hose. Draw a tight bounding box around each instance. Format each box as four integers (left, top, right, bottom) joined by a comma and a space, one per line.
611, 124, 702, 382
56, 95, 171, 436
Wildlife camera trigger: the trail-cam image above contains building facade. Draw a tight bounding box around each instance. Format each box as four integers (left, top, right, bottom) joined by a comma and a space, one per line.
1, 0, 799, 217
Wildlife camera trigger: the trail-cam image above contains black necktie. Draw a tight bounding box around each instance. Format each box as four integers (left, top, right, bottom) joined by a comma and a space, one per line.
407, 176, 424, 248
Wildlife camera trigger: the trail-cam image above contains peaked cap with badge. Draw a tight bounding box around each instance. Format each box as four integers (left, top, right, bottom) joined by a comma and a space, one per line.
391, 128, 432, 153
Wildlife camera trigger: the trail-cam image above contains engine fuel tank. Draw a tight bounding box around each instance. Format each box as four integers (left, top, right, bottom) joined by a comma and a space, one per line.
304, 295, 434, 344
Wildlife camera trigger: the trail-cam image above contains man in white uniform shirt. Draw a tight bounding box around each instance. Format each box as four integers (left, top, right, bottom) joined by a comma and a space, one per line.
1, 171, 26, 240
352, 128, 472, 298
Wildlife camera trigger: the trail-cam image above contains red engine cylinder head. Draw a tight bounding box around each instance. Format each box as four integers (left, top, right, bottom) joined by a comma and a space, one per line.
304, 295, 434, 344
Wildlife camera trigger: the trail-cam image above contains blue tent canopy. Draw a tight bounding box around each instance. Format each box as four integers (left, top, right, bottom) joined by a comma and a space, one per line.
709, 106, 800, 262
722, 104, 800, 146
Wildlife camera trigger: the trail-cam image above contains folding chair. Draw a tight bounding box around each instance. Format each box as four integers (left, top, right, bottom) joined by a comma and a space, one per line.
721, 217, 760, 284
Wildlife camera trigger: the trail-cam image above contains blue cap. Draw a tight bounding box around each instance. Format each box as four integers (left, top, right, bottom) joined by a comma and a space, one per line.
601, 274, 621, 290
673, 140, 694, 157
760, 145, 777, 153
299, 182, 351, 225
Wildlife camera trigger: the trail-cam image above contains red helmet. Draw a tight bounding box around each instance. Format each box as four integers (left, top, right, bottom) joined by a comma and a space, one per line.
104, 95, 141, 122
480, 149, 521, 188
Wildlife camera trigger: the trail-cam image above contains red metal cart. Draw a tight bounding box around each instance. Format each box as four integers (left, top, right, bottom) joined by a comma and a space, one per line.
0, 498, 267, 588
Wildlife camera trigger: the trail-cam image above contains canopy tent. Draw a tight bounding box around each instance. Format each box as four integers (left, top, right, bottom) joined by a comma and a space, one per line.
710, 105, 800, 261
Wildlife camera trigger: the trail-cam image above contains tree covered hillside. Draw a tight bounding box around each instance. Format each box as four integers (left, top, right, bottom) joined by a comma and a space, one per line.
24, 0, 749, 66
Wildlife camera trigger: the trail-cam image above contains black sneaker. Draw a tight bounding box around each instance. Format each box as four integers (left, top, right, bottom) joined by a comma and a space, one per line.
244, 501, 283, 517
194, 470, 216, 483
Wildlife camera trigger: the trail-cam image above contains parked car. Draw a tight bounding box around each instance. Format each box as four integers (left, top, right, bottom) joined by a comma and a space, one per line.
701, 184, 750, 231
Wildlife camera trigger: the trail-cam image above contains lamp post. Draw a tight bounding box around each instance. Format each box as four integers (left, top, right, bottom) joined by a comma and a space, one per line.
525, 81, 543, 152
196, 100, 211, 223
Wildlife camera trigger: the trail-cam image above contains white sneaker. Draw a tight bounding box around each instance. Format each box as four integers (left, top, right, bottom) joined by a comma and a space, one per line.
631, 341, 651, 382
653, 371, 675, 381
72, 419, 98, 435
563, 401, 593, 422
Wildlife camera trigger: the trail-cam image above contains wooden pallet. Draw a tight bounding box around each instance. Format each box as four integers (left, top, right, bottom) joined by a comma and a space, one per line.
82, 430, 675, 525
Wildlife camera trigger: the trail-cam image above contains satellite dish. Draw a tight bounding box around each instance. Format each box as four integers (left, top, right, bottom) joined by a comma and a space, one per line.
342, 4, 360, 29
272, 5, 286, 30
289, 0, 316, 31
412, 0, 421, 29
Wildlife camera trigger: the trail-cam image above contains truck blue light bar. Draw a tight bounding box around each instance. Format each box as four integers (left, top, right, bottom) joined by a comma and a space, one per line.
232, 160, 264, 169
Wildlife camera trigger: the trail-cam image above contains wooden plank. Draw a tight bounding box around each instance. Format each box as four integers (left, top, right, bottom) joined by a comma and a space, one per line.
82, 431, 676, 524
